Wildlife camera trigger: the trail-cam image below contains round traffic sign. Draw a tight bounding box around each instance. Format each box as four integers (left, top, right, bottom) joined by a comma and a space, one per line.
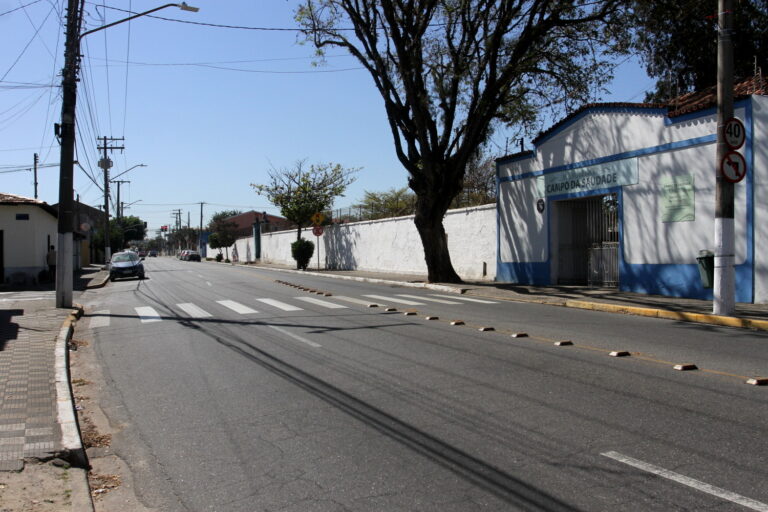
312, 225, 324, 236
720, 150, 747, 183
723, 117, 745, 150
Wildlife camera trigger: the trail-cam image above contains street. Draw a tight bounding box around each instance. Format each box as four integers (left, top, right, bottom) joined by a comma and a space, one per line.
74, 257, 768, 511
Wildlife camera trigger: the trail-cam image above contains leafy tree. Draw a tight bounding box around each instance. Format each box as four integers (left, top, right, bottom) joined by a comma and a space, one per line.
252, 159, 358, 241
354, 187, 416, 220
93, 215, 146, 255
631, 0, 768, 102
206, 210, 240, 259
297, 0, 625, 283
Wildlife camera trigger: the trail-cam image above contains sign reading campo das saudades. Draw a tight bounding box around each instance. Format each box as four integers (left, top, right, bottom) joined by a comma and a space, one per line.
536, 158, 638, 197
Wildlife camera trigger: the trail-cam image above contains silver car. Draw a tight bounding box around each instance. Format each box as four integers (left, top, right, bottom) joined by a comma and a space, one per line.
109, 251, 145, 281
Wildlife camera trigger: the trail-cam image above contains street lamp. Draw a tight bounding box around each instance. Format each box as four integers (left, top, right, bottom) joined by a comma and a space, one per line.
55, 2, 198, 308
111, 163, 147, 181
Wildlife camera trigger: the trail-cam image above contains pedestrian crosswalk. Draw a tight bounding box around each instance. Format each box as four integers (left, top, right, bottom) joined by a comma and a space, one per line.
85, 293, 498, 328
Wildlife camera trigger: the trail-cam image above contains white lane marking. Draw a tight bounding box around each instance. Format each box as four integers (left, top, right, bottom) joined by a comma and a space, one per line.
363, 294, 424, 305
135, 306, 162, 323
88, 310, 110, 329
197, 274, 204, 278
431, 294, 498, 304
217, 300, 258, 314
177, 303, 212, 318
396, 294, 462, 304
295, 297, 348, 309
601, 451, 768, 511
256, 298, 303, 312
206, 281, 212, 287
333, 296, 383, 307
268, 325, 321, 348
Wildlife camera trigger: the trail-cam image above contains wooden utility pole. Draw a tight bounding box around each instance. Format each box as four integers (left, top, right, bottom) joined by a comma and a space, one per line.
97, 136, 124, 260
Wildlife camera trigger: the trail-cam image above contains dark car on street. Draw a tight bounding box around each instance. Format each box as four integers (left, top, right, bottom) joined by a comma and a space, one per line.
109, 251, 145, 281
186, 250, 201, 262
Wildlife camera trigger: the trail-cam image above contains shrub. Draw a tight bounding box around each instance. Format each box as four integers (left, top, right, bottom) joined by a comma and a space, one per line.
215, 253, 223, 262
291, 238, 314, 270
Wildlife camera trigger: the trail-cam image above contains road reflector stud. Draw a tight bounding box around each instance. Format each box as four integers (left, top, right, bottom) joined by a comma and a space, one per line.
324, 293, 332, 296
746, 377, 768, 386
367, 304, 378, 308
450, 320, 465, 326
425, 316, 439, 320
478, 327, 495, 332
609, 351, 630, 357
511, 333, 528, 338
403, 311, 416, 316
673, 363, 698, 371
554, 340, 573, 346
385, 307, 397, 312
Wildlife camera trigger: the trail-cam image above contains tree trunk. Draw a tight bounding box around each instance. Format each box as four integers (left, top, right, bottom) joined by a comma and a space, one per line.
414, 194, 462, 284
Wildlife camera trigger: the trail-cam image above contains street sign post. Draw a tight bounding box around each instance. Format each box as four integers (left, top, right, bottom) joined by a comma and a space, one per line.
311, 212, 325, 226
723, 117, 745, 150
312, 225, 324, 236
720, 150, 747, 183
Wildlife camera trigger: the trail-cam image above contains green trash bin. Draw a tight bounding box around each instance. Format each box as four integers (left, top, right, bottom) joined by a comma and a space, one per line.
696, 250, 714, 289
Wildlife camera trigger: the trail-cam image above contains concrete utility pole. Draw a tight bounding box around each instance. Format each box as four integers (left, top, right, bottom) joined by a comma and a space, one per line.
33, 153, 39, 199
199, 202, 205, 252
98, 136, 124, 262
714, 0, 735, 316
54, 0, 83, 308
113, 180, 130, 220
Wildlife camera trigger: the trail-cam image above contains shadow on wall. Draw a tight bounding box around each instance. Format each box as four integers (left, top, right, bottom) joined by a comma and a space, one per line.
324, 225, 359, 270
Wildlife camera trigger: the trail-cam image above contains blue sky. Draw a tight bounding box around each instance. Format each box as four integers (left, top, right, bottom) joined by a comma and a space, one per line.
1, 0, 656, 232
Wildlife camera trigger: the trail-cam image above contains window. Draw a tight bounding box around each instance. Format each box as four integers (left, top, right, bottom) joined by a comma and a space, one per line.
15, 213, 30, 220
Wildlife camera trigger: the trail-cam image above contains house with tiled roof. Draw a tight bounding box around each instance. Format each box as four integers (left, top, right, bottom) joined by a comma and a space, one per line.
496, 76, 768, 303
0, 193, 59, 286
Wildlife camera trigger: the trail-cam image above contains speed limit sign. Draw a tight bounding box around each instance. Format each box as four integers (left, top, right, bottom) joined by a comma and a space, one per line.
723, 117, 745, 150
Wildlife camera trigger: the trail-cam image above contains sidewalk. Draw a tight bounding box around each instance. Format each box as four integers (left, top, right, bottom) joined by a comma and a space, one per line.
0, 265, 106, 510
241, 261, 768, 330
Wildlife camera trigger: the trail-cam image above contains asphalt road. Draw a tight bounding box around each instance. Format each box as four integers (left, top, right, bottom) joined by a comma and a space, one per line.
75, 257, 768, 511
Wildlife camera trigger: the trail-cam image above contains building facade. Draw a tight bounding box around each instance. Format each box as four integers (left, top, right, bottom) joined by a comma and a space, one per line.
497, 80, 767, 303
0, 193, 59, 285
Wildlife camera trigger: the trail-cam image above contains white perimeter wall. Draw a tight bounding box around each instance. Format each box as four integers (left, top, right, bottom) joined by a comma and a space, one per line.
211, 204, 497, 281
753, 95, 768, 302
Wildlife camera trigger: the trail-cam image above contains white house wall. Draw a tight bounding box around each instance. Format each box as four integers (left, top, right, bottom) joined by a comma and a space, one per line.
0, 205, 57, 283
228, 205, 496, 281
753, 95, 768, 302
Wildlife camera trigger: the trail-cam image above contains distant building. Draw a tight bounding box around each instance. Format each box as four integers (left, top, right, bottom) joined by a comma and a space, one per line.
496, 76, 768, 303
0, 193, 59, 285
54, 199, 103, 266
224, 211, 292, 238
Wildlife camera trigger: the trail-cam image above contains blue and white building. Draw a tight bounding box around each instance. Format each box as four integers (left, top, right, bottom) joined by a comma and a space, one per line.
496, 78, 768, 303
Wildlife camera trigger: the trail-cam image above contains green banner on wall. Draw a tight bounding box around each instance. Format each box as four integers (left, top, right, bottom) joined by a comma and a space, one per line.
536, 158, 638, 197
660, 174, 695, 222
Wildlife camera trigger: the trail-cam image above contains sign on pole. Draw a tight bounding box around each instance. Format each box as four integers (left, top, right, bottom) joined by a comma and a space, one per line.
723, 117, 745, 150
312, 225, 324, 237
720, 150, 747, 183
310, 212, 325, 226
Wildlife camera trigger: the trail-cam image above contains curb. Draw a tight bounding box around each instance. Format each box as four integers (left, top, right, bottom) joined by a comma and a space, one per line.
85, 273, 110, 289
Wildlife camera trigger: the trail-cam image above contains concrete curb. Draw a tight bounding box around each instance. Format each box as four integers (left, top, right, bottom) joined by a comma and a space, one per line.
54, 305, 95, 511
85, 272, 110, 289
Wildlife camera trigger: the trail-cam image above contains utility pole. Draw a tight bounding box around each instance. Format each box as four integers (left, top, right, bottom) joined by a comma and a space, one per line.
199, 202, 205, 252
97, 136, 124, 261
55, 0, 83, 308
714, 0, 735, 315
33, 153, 39, 199
113, 180, 130, 220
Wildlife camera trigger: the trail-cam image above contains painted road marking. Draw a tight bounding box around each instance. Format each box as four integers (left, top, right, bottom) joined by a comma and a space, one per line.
396, 294, 462, 304
206, 281, 212, 287
134, 306, 162, 323
217, 300, 258, 314
601, 451, 768, 511
431, 294, 498, 304
177, 303, 212, 318
295, 297, 348, 309
333, 296, 383, 307
364, 294, 424, 305
256, 298, 303, 312
268, 325, 321, 348
88, 310, 110, 329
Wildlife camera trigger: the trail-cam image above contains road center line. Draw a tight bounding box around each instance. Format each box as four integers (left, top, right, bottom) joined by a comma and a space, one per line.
268, 325, 321, 348
601, 451, 768, 511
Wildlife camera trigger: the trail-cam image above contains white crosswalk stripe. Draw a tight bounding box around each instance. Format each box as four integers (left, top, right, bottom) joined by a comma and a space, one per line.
256, 298, 303, 311
396, 294, 462, 304
333, 296, 384, 307
295, 297, 349, 309
177, 303, 212, 318
88, 310, 110, 329
135, 306, 162, 323
217, 300, 258, 314
430, 294, 498, 304
363, 294, 424, 305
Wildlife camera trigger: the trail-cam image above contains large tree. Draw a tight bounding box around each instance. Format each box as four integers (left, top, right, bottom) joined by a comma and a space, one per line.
252, 160, 358, 240
206, 210, 240, 257
631, 0, 768, 102
297, 0, 626, 282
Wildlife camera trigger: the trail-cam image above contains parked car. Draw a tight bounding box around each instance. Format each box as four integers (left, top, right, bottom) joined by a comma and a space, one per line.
148, 250, 158, 257
178, 250, 190, 260
109, 251, 145, 281
186, 251, 201, 262
137, 250, 147, 258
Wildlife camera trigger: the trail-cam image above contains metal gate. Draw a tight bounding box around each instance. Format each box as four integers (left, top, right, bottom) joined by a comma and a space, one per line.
557, 194, 619, 287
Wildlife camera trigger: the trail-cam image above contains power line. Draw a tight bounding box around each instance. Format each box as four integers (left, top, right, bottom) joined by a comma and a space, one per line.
0, 0, 43, 18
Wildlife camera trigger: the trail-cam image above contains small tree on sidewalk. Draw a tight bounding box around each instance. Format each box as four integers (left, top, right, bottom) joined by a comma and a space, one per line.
252, 160, 357, 269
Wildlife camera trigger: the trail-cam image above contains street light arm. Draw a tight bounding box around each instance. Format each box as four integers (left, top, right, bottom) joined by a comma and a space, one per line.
78, 3, 198, 41
111, 163, 147, 181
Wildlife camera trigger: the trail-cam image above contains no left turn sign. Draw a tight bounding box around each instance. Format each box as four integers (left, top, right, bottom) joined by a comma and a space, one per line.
721, 150, 747, 183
